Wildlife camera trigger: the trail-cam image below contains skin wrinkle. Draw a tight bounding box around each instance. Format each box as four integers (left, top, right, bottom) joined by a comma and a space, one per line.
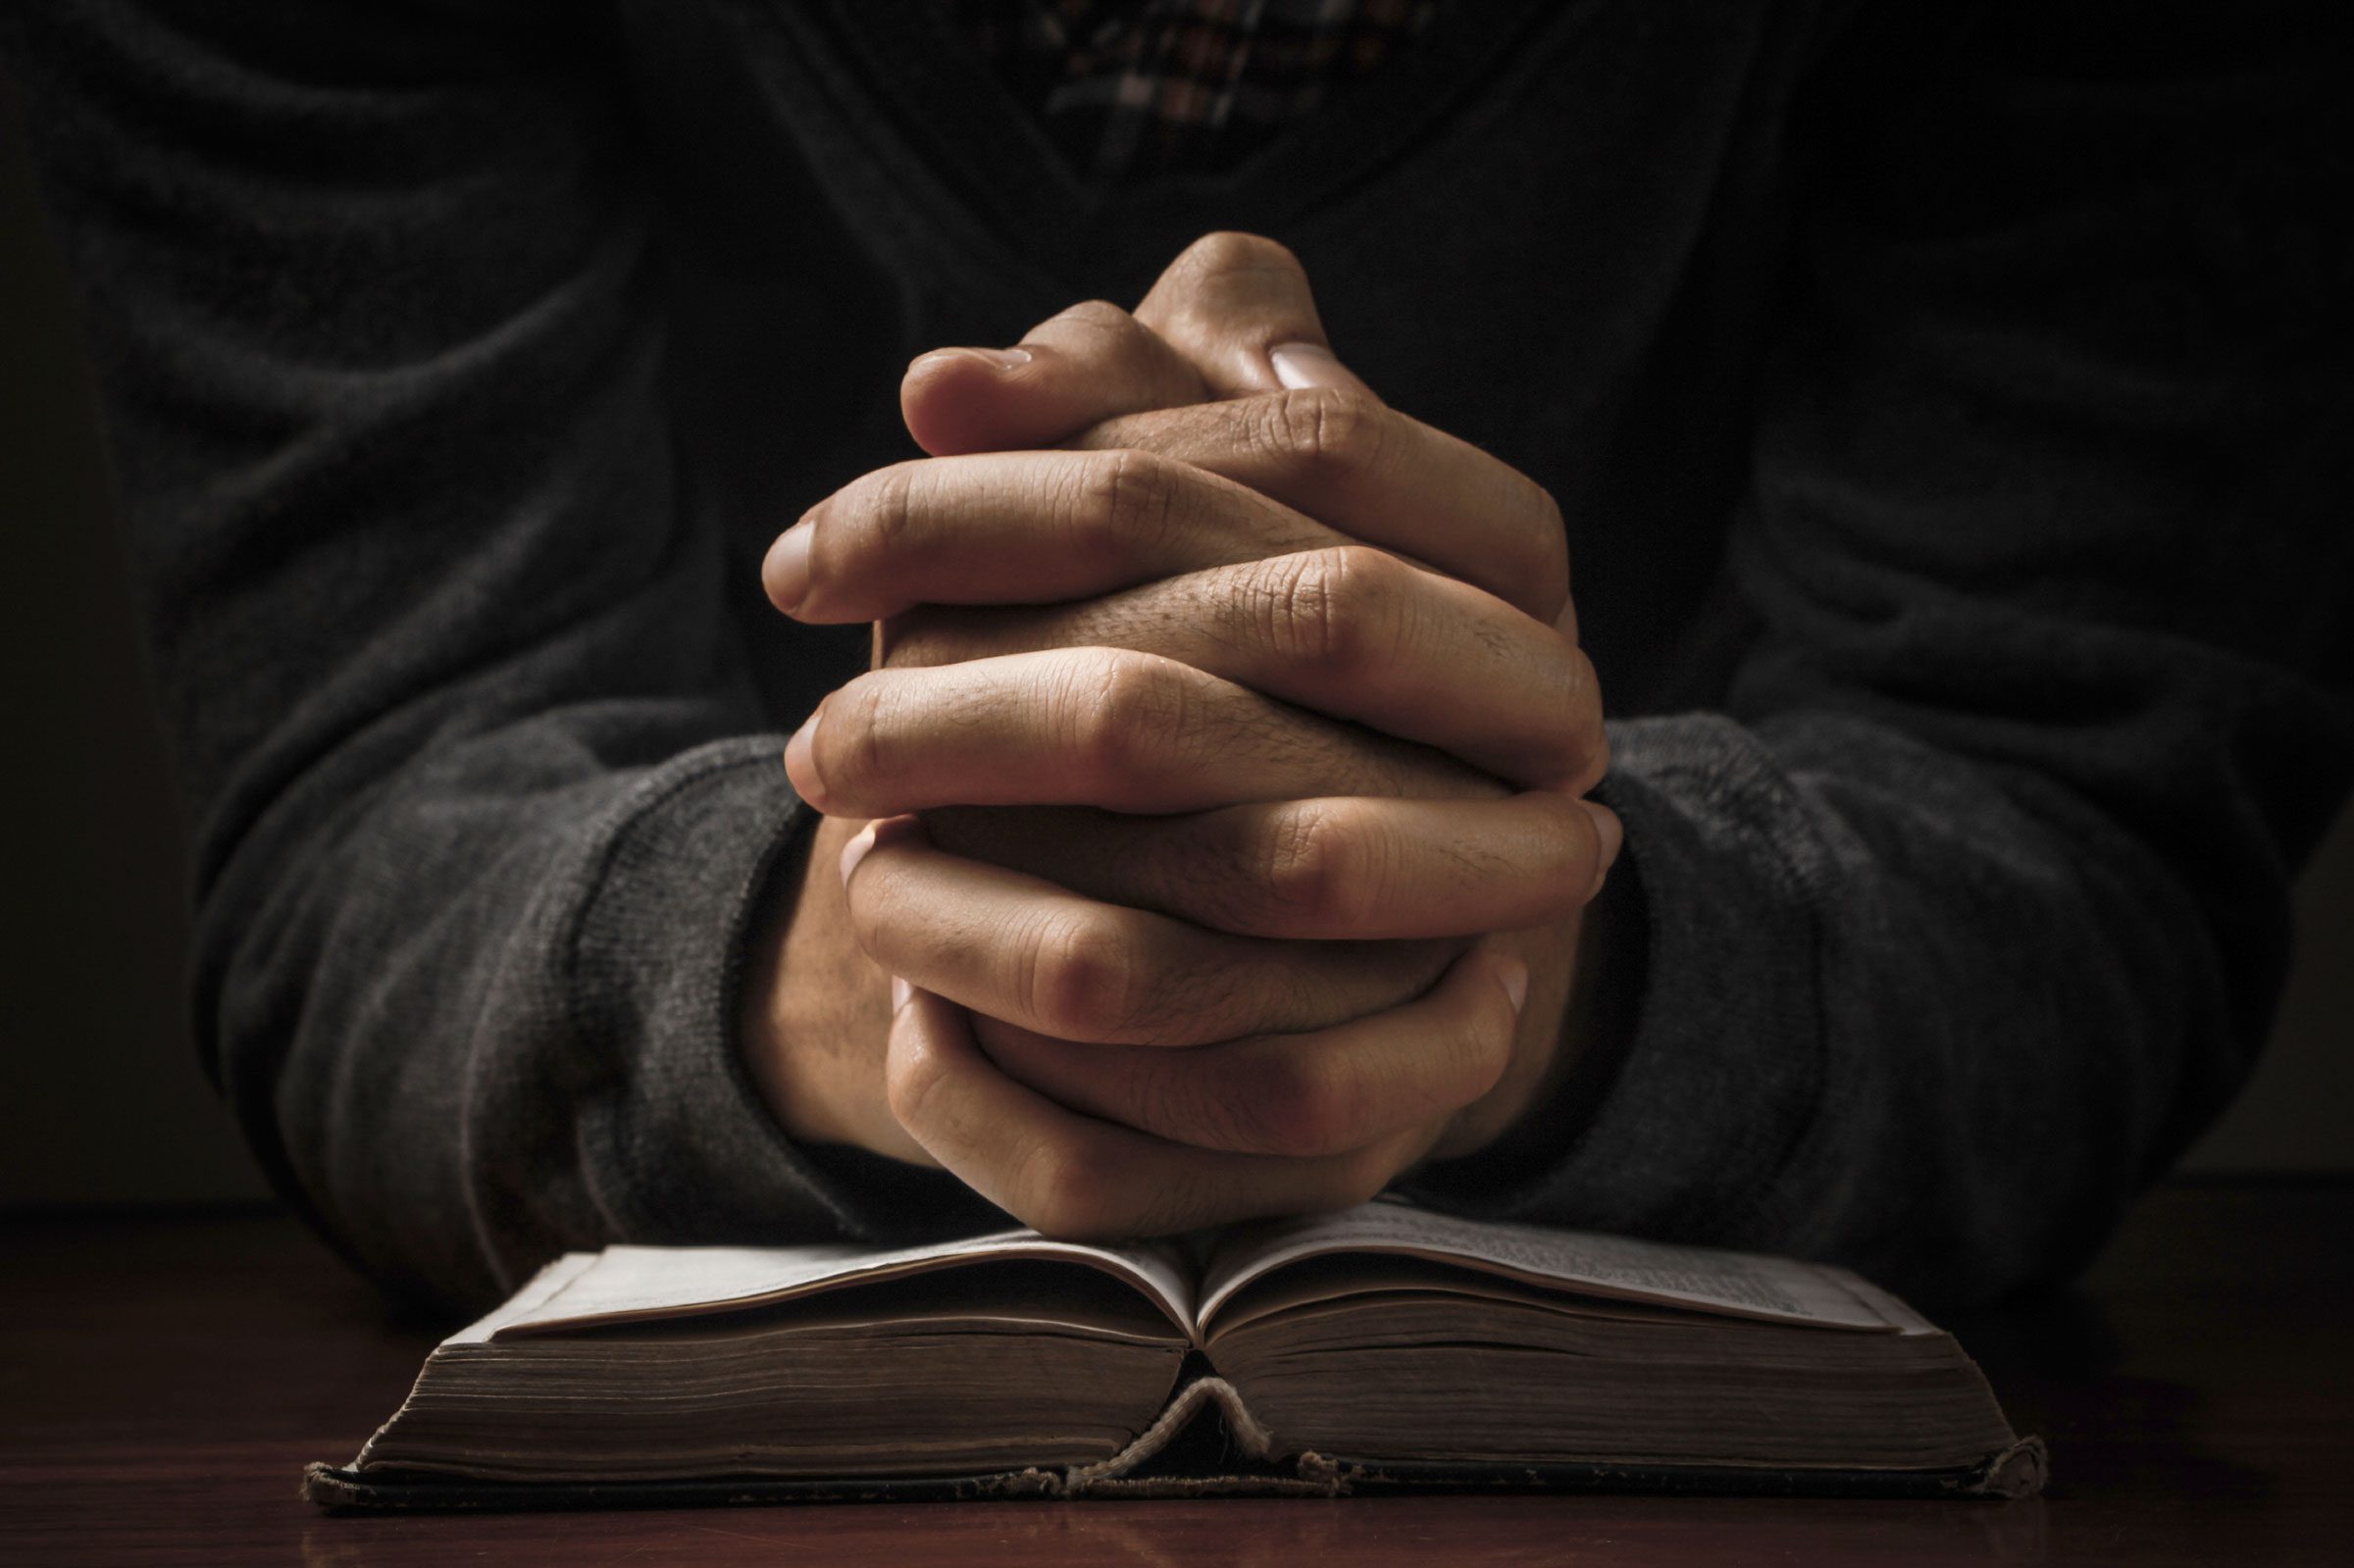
1436, 821, 1516, 884
1288, 385, 1392, 493
1091, 446, 1188, 567
847, 461, 922, 583
1262, 547, 1349, 672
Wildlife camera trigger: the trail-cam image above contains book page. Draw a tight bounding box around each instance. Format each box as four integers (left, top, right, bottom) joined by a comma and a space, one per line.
444, 1251, 601, 1344
487, 1230, 1197, 1340
1197, 1202, 1909, 1333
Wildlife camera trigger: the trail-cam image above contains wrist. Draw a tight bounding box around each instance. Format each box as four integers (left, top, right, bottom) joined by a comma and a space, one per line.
1421, 864, 1638, 1171
1422, 911, 1583, 1161
737, 812, 928, 1162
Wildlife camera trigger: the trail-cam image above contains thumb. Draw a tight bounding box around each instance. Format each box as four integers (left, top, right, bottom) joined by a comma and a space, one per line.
1135, 230, 1378, 401
899, 298, 1210, 457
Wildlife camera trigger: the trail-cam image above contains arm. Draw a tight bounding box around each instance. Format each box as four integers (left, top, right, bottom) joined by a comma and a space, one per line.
1411, 0, 2354, 1303
1, 2, 993, 1310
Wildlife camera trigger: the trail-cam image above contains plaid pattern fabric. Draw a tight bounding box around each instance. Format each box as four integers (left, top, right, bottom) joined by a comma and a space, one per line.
948, 0, 1442, 179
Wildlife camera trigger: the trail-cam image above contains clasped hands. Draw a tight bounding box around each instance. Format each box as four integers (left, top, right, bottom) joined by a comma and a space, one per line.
742, 234, 1618, 1239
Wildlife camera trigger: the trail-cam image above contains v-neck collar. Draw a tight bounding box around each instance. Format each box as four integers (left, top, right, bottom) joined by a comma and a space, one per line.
817, 0, 1570, 296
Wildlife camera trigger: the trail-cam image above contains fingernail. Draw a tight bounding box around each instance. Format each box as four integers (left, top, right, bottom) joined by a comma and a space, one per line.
1580, 800, 1623, 899
890, 976, 913, 1015
785, 705, 828, 811
764, 519, 814, 614
1268, 340, 1369, 393
915, 346, 1032, 372
844, 815, 930, 888
838, 819, 878, 887
1496, 958, 1531, 1017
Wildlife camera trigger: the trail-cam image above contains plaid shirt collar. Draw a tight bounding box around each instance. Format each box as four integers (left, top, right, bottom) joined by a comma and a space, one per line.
947, 0, 1443, 180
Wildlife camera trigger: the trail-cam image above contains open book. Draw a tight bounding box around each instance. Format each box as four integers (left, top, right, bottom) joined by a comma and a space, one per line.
305, 1202, 2044, 1507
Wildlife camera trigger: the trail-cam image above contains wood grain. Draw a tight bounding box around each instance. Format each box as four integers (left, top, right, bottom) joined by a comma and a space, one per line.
3, 1183, 2348, 1566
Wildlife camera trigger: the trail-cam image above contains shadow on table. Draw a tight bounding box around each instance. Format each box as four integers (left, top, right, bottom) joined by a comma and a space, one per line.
1957, 1288, 2272, 1509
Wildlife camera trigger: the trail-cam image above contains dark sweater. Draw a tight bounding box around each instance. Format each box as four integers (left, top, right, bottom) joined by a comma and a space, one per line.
6, 0, 2349, 1313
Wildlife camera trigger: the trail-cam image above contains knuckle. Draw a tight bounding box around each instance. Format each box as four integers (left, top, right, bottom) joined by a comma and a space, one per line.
1255, 385, 1387, 474
1156, 232, 1301, 343
1071, 653, 1193, 792
882, 1023, 948, 1131
1083, 447, 1182, 555
1527, 792, 1605, 918
1025, 909, 1138, 1040
1261, 546, 1405, 680
828, 673, 897, 797
1259, 801, 1370, 934
1522, 481, 1572, 618
1465, 1002, 1517, 1095
1445, 980, 1520, 1101
1011, 1136, 1118, 1239
1549, 644, 1609, 793
1248, 1051, 1367, 1158
1056, 297, 1134, 334
1179, 229, 1303, 282
1513, 634, 1595, 784
852, 461, 924, 556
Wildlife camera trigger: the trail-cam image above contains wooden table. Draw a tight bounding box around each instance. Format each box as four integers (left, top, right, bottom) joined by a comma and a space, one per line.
3, 1182, 2347, 1566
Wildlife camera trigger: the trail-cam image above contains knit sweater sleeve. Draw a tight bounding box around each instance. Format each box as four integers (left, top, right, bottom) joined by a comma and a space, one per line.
1410, 0, 2354, 1305
1, 1, 996, 1311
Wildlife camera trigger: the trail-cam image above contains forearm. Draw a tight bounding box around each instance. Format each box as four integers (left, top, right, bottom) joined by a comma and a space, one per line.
1411, 705, 2326, 1306
2, 0, 997, 1310
739, 811, 929, 1163
207, 733, 814, 1306
1417, 0, 2354, 1303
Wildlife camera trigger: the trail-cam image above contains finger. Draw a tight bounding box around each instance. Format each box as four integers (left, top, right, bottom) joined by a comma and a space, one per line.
900, 299, 1210, 457
888, 546, 1605, 790
1133, 231, 1374, 400
840, 819, 1449, 1047
764, 447, 1341, 624
886, 986, 1425, 1240
783, 646, 1491, 818
1070, 391, 1572, 627
772, 398, 1570, 634
973, 946, 1528, 1158
927, 790, 1618, 941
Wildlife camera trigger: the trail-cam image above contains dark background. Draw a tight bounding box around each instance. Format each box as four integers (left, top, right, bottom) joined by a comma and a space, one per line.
4, 96, 2347, 1213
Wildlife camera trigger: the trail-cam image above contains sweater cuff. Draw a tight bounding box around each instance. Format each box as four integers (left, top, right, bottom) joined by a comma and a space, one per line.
1419, 715, 1833, 1242
558, 739, 882, 1245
